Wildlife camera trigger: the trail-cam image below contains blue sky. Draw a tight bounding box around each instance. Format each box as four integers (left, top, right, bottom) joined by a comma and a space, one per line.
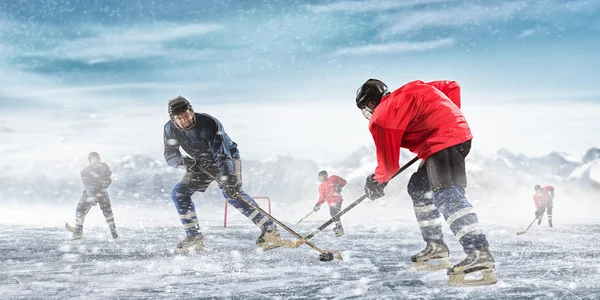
1, 0, 599, 110
0, 0, 599, 163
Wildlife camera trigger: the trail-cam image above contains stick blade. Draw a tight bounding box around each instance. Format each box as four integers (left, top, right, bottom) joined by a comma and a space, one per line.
332, 251, 343, 261
291, 240, 304, 248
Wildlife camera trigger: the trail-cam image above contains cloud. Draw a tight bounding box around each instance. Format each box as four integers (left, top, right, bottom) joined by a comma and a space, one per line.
25, 23, 222, 63
379, 0, 600, 35
0, 124, 14, 133
333, 38, 454, 55
381, 2, 527, 35
5, 82, 215, 98
518, 28, 538, 38
307, 0, 455, 13
90, 23, 223, 44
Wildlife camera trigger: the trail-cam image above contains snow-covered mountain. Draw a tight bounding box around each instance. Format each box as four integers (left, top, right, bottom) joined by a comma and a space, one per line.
0, 147, 598, 205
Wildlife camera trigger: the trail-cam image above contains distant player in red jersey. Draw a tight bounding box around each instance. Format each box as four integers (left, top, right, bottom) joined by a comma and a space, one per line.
355, 78, 496, 286
533, 184, 555, 227
313, 170, 347, 237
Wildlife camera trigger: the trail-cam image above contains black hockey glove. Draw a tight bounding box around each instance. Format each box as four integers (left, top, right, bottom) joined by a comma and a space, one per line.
223, 173, 241, 198
313, 204, 321, 212
181, 157, 197, 171
335, 184, 342, 193
364, 174, 387, 200
101, 177, 112, 189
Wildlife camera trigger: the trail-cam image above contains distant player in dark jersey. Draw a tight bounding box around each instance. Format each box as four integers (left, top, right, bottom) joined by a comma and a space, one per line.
68, 152, 117, 240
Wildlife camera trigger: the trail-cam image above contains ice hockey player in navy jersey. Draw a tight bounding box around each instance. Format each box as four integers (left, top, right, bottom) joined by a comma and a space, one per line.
68, 152, 118, 240
163, 96, 294, 253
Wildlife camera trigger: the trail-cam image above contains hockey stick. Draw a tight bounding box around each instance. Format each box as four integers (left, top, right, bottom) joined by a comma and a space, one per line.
300, 156, 420, 242
191, 164, 343, 261
516, 217, 538, 235
296, 211, 314, 225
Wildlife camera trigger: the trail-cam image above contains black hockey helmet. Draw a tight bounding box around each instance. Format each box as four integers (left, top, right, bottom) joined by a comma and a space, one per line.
88, 152, 101, 166
318, 170, 328, 182
534, 184, 541, 191
88, 152, 100, 160
168, 95, 196, 131
355, 79, 390, 119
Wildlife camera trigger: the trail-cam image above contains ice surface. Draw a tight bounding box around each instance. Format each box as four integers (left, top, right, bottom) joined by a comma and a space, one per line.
1, 220, 599, 299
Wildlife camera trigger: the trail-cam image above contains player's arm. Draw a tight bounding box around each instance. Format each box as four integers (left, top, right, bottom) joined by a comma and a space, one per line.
207, 118, 235, 177
163, 124, 184, 167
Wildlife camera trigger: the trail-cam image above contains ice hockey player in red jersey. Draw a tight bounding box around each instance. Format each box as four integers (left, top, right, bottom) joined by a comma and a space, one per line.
355, 78, 497, 286
313, 170, 347, 237
533, 184, 555, 227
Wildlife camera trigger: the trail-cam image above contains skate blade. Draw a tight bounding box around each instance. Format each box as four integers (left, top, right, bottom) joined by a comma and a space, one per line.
175, 243, 205, 255
262, 237, 299, 249
258, 244, 282, 251
332, 251, 343, 261
412, 258, 450, 271
258, 239, 297, 250
447, 270, 498, 287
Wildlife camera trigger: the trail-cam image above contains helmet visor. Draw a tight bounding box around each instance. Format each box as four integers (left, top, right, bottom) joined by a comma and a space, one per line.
360, 102, 376, 120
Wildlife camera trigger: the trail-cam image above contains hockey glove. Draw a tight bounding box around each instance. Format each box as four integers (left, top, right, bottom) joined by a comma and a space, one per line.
101, 177, 112, 189
364, 174, 387, 200
313, 204, 321, 212
223, 174, 241, 198
181, 156, 197, 171
86, 189, 97, 198
335, 184, 342, 193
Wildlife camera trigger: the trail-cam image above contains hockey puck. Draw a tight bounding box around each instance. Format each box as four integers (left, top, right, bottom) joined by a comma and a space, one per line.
319, 252, 334, 262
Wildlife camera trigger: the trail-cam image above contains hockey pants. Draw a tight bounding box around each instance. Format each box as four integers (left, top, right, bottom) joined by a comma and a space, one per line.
171, 170, 274, 236
75, 190, 116, 230
329, 202, 343, 227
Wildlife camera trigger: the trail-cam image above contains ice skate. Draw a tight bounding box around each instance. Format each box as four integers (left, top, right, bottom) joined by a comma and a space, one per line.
447, 247, 497, 286
333, 224, 344, 237
411, 240, 450, 271
175, 233, 205, 254
68, 223, 83, 240
109, 224, 118, 239
256, 226, 297, 250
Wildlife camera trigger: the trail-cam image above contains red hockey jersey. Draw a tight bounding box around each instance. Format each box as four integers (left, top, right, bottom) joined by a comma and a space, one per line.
533, 186, 555, 210
316, 175, 347, 205
369, 80, 472, 183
